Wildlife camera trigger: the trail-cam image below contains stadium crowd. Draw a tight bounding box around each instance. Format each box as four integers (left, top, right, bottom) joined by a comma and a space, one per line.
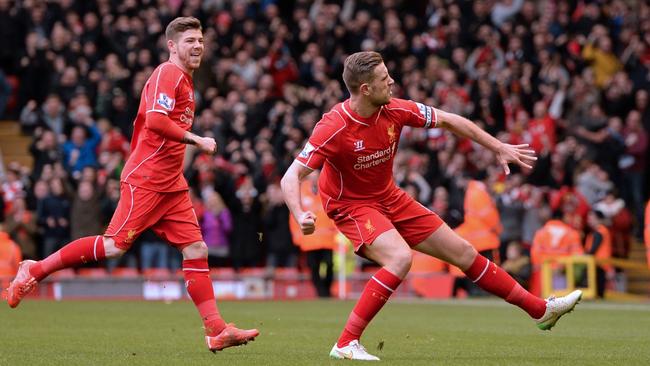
0, 0, 649, 292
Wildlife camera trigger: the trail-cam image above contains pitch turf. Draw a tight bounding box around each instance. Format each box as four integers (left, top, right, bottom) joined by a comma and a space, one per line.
1, 299, 649, 365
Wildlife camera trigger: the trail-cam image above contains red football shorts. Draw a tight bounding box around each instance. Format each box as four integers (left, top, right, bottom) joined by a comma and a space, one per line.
105, 182, 202, 250
326, 188, 443, 251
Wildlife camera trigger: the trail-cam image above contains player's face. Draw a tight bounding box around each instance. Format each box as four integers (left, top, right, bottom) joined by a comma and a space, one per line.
366, 63, 394, 106
171, 29, 204, 71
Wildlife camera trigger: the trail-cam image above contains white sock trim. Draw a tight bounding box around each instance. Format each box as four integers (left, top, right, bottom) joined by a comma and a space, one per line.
92, 236, 100, 261
472, 259, 491, 283
371, 276, 395, 292
182, 268, 209, 272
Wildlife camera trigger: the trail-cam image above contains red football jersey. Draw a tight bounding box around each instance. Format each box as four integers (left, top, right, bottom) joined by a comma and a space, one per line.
121, 62, 195, 192
296, 98, 437, 207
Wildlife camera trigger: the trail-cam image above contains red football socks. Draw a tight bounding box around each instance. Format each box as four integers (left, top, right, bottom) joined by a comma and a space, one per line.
183, 258, 227, 336
464, 254, 546, 319
30, 236, 106, 282
337, 267, 402, 347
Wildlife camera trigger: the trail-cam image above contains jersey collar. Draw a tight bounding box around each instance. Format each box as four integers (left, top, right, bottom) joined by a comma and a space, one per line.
341, 99, 383, 126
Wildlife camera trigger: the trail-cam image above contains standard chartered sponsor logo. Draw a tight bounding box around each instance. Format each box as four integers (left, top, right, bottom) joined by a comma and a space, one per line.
353, 145, 395, 170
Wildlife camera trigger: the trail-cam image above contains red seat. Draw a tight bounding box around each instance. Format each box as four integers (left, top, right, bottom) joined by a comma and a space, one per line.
111, 267, 140, 278
210, 268, 236, 279
143, 268, 172, 279
274, 267, 299, 280
77, 268, 109, 278
240, 267, 266, 276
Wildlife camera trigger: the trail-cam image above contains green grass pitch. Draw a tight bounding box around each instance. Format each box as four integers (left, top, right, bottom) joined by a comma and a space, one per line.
1, 299, 649, 365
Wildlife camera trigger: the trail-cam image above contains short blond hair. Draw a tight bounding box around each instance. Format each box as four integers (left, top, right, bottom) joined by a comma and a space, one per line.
165, 16, 202, 41
342, 51, 384, 94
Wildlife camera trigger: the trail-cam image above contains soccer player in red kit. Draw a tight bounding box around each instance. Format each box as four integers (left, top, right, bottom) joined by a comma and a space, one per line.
281, 51, 582, 361
6, 17, 258, 352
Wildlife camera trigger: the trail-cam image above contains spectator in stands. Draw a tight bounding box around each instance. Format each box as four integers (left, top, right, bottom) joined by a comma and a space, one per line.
530, 210, 584, 295
455, 179, 501, 262
1, 166, 24, 213
29, 129, 62, 180
20, 95, 66, 135
0, 224, 22, 290
200, 190, 232, 267
3, 197, 37, 260
500, 241, 530, 287
585, 210, 613, 298
594, 189, 633, 259
289, 174, 337, 298
496, 173, 525, 260
63, 122, 101, 180
263, 183, 296, 270
575, 162, 613, 206
70, 180, 102, 240
37, 178, 70, 257
621, 110, 648, 237
582, 27, 623, 89
230, 177, 263, 271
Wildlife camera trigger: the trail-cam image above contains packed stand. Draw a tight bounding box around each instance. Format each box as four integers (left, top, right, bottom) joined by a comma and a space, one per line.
0, 0, 648, 291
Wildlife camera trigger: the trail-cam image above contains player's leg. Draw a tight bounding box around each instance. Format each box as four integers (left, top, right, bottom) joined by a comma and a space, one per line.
155, 190, 258, 352
6, 235, 124, 308
414, 224, 582, 329
328, 201, 411, 360
337, 229, 412, 343
180, 241, 226, 335
5, 183, 155, 308
30, 236, 123, 281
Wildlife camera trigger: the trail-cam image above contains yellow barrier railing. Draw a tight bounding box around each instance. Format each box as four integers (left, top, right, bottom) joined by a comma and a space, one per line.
541, 256, 650, 300
541, 255, 597, 299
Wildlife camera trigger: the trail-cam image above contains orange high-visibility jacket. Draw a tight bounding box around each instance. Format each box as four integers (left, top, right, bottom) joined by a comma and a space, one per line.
455, 180, 501, 251
289, 180, 338, 252
0, 232, 22, 277
585, 224, 612, 261
531, 220, 584, 266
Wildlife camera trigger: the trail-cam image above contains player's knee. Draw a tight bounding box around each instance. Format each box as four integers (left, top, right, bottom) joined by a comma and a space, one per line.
182, 241, 208, 259
388, 247, 412, 277
457, 239, 478, 270
102, 237, 126, 258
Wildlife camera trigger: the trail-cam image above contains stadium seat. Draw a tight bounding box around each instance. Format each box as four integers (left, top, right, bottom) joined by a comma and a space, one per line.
274, 267, 300, 280
239, 268, 267, 277
210, 268, 236, 280
77, 268, 109, 278
142, 268, 172, 279
111, 267, 140, 278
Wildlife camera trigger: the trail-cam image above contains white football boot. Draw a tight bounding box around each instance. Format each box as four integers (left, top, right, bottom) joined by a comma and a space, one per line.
329, 340, 380, 361
536, 289, 582, 330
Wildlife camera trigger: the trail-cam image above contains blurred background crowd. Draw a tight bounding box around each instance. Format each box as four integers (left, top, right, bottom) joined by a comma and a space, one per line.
0, 0, 648, 295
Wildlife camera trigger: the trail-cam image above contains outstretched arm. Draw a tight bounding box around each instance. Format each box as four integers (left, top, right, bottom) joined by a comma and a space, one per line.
435, 109, 536, 175
280, 160, 316, 235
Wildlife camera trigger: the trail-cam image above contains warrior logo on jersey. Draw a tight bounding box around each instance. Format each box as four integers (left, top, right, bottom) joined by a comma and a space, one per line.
299, 142, 316, 159
387, 123, 396, 143
157, 93, 175, 111
353, 140, 365, 152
